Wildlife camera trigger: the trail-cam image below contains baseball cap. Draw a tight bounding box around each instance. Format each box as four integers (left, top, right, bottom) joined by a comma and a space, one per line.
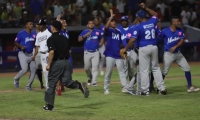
121, 16, 128, 21
51, 20, 62, 31
37, 18, 47, 25
136, 10, 146, 18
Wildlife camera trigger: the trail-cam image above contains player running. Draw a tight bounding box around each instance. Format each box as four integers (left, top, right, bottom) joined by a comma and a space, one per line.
157, 16, 200, 93
14, 20, 36, 91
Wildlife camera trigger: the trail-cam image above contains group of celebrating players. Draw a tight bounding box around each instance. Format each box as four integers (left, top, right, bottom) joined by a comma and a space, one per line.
13, 2, 199, 98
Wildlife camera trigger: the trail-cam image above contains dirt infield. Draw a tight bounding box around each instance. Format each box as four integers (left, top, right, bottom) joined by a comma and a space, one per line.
0, 62, 199, 77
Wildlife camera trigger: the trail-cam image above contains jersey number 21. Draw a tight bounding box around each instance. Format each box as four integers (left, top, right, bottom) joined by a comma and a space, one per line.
145, 29, 155, 40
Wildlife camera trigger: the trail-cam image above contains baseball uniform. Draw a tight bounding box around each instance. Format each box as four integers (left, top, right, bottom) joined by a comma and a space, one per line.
132, 14, 166, 95
94, 25, 105, 75
14, 30, 36, 90
35, 29, 52, 89
79, 29, 102, 86
158, 27, 200, 92
104, 28, 127, 94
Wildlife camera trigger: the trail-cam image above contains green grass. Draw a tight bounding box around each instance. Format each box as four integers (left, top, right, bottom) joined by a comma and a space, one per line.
0, 64, 200, 120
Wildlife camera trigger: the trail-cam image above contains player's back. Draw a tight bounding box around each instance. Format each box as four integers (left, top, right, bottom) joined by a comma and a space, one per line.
133, 16, 158, 47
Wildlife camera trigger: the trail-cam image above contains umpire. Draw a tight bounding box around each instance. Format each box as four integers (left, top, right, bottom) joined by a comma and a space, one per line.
43, 21, 89, 111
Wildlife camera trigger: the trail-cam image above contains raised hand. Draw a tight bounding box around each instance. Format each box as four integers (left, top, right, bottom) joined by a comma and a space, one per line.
140, 3, 146, 9
110, 9, 115, 18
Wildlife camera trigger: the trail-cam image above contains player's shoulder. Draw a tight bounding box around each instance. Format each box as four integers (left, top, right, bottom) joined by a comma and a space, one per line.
176, 27, 184, 32
82, 29, 89, 33
18, 30, 26, 35
115, 28, 122, 33
162, 27, 170, 33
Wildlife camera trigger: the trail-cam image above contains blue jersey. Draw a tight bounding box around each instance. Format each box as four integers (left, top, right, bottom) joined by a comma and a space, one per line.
157, 27, 184, 53
60, 29, 69, 39
32, 30, 38, 48
104, 28, 122, 59
94, 25, 105, 36
127, 25, 139, 49
15, 30, 35, 53
131, 16, 158, 47
117, 25, 131, 49
79, 29, 102, 50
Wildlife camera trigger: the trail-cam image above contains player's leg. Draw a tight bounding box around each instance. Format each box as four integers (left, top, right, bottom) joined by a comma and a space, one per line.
35, 53, 44, 89
99, 45, 106, 75
84, 51, 92, 85
26, 60, 36, 90
136, 65, 142, 95
14, 51, 29, 88
162, 52, 175, 78
123, 59, 128, 79
151, 46, 166, 94
56, 80, 62, 96
175, 52, 200, 92
91, 51, 100, 86
139, 46, 151, 95
41, 53, 49, 89
104, 57, 115, 94
127, 52, 134, 81
115, 59, 127, 92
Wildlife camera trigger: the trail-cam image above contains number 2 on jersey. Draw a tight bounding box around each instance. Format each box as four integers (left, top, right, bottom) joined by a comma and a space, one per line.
145, 29, 155, 40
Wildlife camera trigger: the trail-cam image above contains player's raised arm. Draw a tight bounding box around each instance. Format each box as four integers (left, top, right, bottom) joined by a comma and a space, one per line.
140, 3, 157, 17
105, 9, 115, 30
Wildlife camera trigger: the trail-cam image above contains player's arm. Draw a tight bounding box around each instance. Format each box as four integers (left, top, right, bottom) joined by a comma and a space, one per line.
14, 33, 26, 50
33, 36, 39, 60
46, 37, 55, 71
140, 3, 157, 17
124, 38, 136, 51
105, 9, 115, 30
78, 30, 91, 42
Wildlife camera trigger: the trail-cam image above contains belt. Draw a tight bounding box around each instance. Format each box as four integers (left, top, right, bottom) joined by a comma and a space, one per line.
53, 57, 68, 61
85, 49, 98, 53
40, 51, 48, 54
140, 44, 156, 48
126, 49, 132, 51
23, 51, 32, 54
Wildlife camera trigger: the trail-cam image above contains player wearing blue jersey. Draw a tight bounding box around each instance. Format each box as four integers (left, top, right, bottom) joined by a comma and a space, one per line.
32, 23, 44, 89
78, 19, 104, 86
117, 16, 135, 83
158, 16, 199, 93
14, 20, 36, 91
122, 3, 166, 96
94, 17, 106, 76
103, 9, 127, 94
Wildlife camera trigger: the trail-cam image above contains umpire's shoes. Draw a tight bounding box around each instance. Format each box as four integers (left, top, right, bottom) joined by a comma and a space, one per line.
43, 104, 54, 111
141, 92, 150, 96
80, 82, 89, 98
14, 79, 19, 88
157, 89, 167, 95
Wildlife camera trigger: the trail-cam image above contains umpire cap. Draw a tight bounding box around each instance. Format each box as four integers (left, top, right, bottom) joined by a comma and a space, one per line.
51, 20, 62, 31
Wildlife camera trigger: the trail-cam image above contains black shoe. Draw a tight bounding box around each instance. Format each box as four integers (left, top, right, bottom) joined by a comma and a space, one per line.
149, 86, 155, 93
43, 104, 54, 111
80, 82, 89, 98
92, 83, 97, 87
41, 84, 45, 89
87, 80, 91, 85
141, 92, 150, 96
157, 89, 167, 95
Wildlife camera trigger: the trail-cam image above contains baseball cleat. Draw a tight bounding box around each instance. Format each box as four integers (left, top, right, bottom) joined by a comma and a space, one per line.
187, 86, 200, 93
56, 89, 62, 96
141, 92, 150, 96
87, 80, 91, 86
92, 83, 97, 87
122, 88, 128, 93
14, 80, 19, 88
80, 82, 89, 98
104, 90, 110, 95
43, 104, 54, 111
157, 89, 167, 95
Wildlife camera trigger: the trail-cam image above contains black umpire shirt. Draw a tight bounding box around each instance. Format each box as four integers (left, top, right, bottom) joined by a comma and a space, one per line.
47, 32, 71, 61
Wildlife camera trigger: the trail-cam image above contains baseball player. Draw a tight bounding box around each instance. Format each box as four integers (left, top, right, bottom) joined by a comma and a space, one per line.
14, 20, 36, 91
103, 9, 128, 95
33, 18, 52, 89
32, 22, 44, 89
157, 16, 200, 93
94, 17, 106, 76
117, 16, 134, 81
78, 19, 104, 86
122, 3, 167, 96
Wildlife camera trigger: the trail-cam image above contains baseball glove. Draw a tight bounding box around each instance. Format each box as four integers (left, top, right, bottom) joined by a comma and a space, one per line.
120, 48, 127, 59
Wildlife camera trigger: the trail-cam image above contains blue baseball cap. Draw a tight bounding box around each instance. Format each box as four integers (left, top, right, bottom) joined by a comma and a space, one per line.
136, 10, 146, 18
121, 16, 128, 21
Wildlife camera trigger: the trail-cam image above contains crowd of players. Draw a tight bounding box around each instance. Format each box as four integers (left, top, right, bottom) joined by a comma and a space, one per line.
13, 2, 200, 110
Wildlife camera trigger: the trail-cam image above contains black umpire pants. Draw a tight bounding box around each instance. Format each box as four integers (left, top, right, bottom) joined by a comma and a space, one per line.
45, 59, 81, 105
